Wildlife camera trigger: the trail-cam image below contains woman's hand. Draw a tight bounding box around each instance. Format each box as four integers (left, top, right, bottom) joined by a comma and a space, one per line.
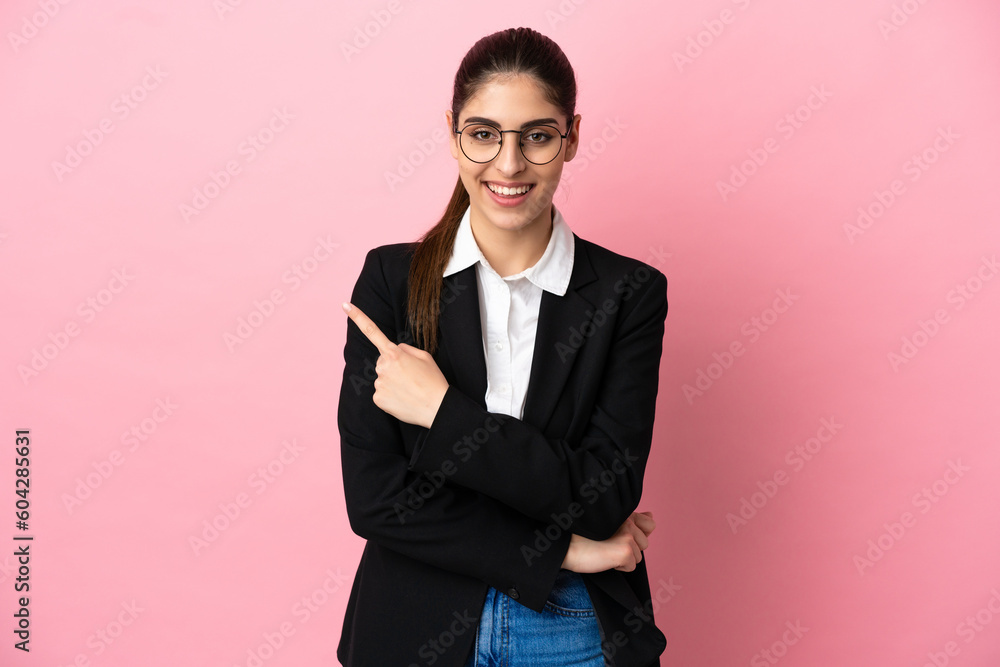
561, 512, 656, 573
343, 301, 449, 429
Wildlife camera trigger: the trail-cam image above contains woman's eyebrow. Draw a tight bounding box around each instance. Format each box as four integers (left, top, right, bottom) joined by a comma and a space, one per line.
461, 116, 560, 129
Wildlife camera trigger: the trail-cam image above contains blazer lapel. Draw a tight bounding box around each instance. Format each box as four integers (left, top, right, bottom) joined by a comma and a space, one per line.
435, 234, 600, 430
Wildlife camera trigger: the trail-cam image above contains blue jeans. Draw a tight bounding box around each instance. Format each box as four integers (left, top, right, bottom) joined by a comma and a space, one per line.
462, 569, 605, 666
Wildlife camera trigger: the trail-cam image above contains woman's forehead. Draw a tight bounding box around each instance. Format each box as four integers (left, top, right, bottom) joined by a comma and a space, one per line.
459, 77, 560, 125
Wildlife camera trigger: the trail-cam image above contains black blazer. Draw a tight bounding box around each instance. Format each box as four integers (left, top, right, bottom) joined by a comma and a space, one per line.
337, 231, 669, 667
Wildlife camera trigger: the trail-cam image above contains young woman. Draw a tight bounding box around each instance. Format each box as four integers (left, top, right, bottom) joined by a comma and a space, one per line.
338, 27, 668, 667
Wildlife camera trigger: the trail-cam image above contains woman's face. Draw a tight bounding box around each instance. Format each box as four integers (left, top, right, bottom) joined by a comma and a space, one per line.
447, 74, 580, 238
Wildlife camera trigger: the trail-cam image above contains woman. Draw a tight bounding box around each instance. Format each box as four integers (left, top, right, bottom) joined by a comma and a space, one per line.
338, 27, 668, 667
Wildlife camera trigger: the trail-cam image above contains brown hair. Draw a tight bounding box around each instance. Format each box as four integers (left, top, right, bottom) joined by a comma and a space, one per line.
406, 27, 577, 354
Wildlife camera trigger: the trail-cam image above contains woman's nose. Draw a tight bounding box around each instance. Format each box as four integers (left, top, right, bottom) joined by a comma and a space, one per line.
493, 135, 526, 174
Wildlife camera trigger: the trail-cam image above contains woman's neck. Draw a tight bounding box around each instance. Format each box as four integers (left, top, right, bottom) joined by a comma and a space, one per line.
470, 205, 554, 278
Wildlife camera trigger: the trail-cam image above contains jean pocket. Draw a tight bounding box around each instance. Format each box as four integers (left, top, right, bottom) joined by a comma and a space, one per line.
543, 570, 596, 616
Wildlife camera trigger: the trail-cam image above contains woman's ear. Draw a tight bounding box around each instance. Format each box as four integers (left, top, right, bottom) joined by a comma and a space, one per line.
445, 110, 459, 160
564, 114, 582, 162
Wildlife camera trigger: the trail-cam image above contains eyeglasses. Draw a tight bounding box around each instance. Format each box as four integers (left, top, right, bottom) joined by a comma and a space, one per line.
454, 123, 569, 165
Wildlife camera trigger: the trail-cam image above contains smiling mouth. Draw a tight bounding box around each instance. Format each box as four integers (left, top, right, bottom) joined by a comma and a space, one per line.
485, 182, 534, 197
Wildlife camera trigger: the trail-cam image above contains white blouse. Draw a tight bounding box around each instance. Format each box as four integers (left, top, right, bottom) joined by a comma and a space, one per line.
442, 204, 575, 420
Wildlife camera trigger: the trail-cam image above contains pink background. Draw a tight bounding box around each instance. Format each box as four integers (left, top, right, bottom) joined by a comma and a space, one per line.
2, 1, 999, 665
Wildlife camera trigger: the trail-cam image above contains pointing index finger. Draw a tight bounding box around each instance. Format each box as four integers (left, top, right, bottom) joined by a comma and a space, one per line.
342, 301, 395, 354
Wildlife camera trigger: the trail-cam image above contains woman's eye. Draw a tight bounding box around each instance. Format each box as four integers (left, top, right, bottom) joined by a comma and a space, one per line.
524, 129, 554, 143
467, 127, 499, 142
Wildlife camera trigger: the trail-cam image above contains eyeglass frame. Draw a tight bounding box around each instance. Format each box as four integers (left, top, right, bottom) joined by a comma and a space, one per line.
452, 121, 571, 166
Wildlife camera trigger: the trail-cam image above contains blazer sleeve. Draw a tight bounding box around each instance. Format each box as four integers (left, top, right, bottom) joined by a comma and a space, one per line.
407, 263, 668, 542
338, 246, 570, 613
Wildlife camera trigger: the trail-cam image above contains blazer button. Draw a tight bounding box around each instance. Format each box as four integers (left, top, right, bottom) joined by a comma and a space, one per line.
506, 587, 519, 600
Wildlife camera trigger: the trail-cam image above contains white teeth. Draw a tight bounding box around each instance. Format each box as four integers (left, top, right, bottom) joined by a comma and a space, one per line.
487, 183, 531, 196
